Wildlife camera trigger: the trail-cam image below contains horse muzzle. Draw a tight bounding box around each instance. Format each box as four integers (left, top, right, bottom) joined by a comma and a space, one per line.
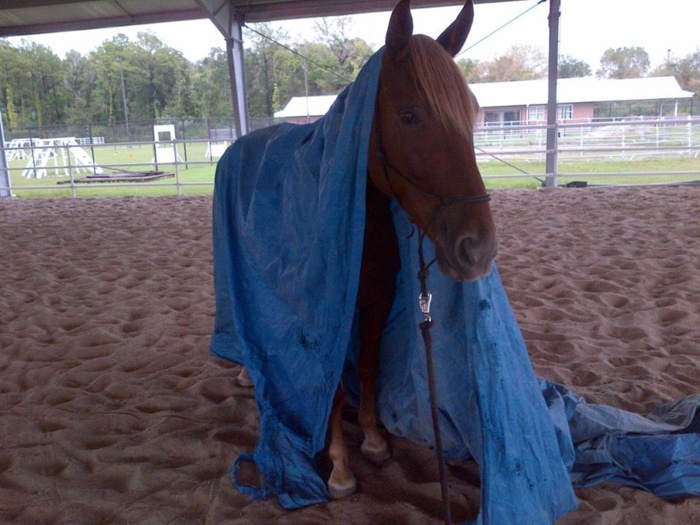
434, 224, 498, 282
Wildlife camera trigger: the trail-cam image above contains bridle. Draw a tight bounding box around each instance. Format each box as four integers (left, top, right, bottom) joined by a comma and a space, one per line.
372, 119, 491, 238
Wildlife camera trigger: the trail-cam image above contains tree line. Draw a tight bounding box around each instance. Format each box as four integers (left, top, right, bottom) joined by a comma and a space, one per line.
1, 19, 698, 132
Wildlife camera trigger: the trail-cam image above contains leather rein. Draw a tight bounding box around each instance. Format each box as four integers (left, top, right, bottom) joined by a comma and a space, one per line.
372, 121, 490, 525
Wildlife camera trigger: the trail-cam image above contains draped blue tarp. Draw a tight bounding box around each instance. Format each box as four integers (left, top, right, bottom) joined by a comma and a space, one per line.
211, 49, 700, 524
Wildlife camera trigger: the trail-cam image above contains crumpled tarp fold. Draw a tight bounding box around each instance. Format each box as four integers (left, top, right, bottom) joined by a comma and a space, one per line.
211, 49, 700, 524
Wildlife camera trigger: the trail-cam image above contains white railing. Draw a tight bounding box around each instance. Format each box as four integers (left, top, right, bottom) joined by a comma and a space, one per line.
473, 116, 700, 185
3, 116, 700, 197
475, 116, 698, 159
2, 137, 225, 198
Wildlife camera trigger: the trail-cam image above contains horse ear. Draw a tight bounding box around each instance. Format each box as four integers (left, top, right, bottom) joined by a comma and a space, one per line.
385, 0, 413, 60
436, 0, 475, 57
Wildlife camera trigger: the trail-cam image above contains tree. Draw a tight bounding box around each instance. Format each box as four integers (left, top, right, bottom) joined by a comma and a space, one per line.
89, 36, 131, 123
129, 31, 194, 119
192, 48, 232, 118
243, 19, 374, 118
469, 45, 546, 83
650, 49, 700, 102
0, 40, 23, 128
457, 57, 479, 82
671, 50, 700, 98
313, 17, 374, 83
0, 40, 68, 128
597, 46, 650, 79
62, 50, 97, 124
244, 23, 293, 118
558, 54, 591, 78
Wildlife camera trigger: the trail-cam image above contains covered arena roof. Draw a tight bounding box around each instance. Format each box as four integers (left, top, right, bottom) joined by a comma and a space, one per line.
0, 0, 517, 37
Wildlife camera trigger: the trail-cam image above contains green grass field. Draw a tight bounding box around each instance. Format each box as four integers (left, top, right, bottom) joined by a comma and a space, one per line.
5, 141, 700, 197
480, 156, 700, 189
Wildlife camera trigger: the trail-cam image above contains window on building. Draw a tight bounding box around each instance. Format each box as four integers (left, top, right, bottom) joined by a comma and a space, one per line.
557, 104, 573, 121
484, 111, 502, 126
528, 105, 545, 122
484, 109, 521, 127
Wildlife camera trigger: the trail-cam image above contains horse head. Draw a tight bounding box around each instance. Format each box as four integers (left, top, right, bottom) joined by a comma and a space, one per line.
369, 0, 497, 282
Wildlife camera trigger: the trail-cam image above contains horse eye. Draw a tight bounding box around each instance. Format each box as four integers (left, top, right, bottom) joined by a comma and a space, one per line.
399, 110, 420, 125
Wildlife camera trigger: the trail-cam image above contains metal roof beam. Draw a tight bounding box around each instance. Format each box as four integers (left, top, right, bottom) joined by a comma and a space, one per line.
0, 9, 205, 37
0, 0, 98, 8
231, 0, 516, 23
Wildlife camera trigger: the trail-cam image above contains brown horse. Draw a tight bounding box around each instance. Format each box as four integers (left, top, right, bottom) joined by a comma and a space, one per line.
239, 0, 497, 500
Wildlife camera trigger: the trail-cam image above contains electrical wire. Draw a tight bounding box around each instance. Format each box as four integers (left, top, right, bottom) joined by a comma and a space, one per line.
243, 24, 353, 85
245, 5, 546, 183
461, 0, 548, 181
244, 0, 547, 85
457, 0, 547, 58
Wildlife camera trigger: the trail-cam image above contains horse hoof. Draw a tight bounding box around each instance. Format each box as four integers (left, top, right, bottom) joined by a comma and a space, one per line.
236, 368, 254, 388
361, 440, 391, 465
328, 475, 357, 500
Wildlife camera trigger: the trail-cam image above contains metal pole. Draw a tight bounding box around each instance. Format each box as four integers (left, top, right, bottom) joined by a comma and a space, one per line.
225, 14, 250, 138
200, 0, 250, 138
67, 141, 77, 199
119, 60, 130, 142
544, 0, 561, 188
303, 61, 310, 123
0, 110, 12, 197
181, 118, 188, 171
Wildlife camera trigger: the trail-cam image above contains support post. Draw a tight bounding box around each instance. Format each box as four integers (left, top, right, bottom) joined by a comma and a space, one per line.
118, 59, 130, 142
545, 0, 561, 188
0, 111, 12, 198
226, 15, 249, 138
197, 0, 250, 138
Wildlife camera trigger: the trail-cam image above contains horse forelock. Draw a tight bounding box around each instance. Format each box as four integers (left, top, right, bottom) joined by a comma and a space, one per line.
407, 35, 475, 139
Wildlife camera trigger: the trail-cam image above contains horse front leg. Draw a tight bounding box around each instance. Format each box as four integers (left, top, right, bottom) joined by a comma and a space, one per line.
327, 293, 394, 498
357, 299, 393, 464
327, 385, 357, 499
356, 179, 399, 466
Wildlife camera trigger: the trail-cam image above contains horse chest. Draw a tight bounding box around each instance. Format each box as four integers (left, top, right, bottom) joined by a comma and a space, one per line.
356, 180, 401, 310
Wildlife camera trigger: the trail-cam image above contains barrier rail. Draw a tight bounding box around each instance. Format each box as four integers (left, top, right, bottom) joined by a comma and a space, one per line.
2, 117, 699, 197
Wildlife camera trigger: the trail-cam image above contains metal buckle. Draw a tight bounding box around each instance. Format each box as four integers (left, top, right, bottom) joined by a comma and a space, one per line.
419, 292, 432, 323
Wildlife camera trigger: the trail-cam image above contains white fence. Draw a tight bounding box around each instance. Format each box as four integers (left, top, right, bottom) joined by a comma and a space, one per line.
473, 116, 700, 185
476, 116, 698, 161
2, 116, 700, 196
1, 136, 221, 198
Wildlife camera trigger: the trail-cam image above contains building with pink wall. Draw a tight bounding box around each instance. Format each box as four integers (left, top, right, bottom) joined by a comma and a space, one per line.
276, 77, 693, 127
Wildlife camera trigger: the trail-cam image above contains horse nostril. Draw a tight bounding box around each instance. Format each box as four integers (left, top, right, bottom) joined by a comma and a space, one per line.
457, 237, 476, 266
457, 231, 497, 270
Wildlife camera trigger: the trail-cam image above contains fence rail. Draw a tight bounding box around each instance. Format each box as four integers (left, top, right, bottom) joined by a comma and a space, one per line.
2, 116, 700, 197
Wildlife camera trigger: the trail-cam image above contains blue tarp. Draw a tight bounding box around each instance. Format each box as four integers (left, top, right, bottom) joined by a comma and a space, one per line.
211, 49, 700, 524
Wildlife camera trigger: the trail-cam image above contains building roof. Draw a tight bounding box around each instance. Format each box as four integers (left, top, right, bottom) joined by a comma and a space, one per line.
470, 76, 694, 108
275, 76, 694, 118
273, 95, 338, 119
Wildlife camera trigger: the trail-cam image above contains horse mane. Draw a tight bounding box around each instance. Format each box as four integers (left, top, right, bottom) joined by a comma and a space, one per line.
407, 35, 476, 138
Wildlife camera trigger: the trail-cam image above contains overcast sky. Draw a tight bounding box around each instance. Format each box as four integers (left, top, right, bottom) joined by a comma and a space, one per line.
6, 0, 699, 72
